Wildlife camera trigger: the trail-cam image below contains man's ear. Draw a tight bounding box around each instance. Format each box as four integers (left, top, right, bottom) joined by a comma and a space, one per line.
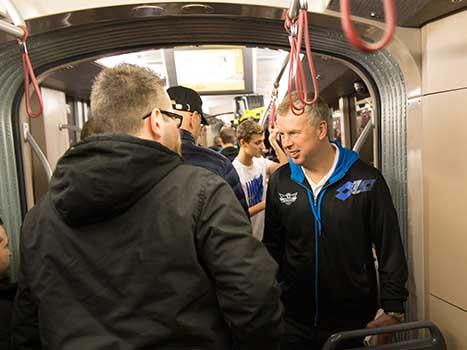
318, 120, 328, 140
192, 111, 201, 126
148, 109, 163, 140
239, 138, 246, 147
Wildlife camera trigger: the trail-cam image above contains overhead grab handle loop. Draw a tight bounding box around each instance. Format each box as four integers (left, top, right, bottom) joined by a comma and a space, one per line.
17, 25, 44, 118
284, 0, 319, 116
340, 0, 397, 52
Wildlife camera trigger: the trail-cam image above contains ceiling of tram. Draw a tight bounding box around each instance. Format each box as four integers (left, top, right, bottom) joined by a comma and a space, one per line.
1, 0, 466, 28
328, 0, 467, 27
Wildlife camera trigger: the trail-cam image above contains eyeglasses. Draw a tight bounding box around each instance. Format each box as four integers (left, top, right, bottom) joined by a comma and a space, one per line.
142, 109, 184, 127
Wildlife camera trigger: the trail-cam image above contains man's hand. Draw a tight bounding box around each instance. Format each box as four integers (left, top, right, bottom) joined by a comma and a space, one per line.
366, 312, 400, 345
268, 123, 279, 145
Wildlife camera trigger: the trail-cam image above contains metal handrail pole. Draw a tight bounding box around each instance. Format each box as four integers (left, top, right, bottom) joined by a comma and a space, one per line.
353, 119, 374, 153
58, 123, 82, 133
23, 123, 53, 181
260, 53, 290, 126
323, 321, 447, 350
273, 53, 291, 88
1, 0, 25, 26
0, 18, 23, 37
287, 0, 308, 20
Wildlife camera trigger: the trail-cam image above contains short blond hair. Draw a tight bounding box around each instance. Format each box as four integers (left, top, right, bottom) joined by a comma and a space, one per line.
237, 119, 263, 143
90, 64, 166, 134
277, 92, 331, 126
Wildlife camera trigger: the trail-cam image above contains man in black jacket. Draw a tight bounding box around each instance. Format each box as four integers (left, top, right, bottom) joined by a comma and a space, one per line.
11, 64, 283, 350
219, 127, 239, 162
263, 92, 408, 349
167, 86, 248, 214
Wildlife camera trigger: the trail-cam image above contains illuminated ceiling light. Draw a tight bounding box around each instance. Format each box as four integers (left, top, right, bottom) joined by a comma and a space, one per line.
181, 4, 214, 14
132, 5, 164, 14
133, 5, 164, 10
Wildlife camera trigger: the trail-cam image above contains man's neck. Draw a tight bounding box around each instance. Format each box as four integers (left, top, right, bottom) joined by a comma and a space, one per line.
302, 142, 336, 183
237, 148, 253, 166
223, 143, 235, 148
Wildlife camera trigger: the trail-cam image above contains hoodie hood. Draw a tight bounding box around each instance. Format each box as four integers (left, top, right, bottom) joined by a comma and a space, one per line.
290, 141, 359, 185
50, 134, 182, 226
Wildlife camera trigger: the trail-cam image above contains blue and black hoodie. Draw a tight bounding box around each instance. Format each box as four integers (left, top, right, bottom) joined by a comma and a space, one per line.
263, 142, 408, 333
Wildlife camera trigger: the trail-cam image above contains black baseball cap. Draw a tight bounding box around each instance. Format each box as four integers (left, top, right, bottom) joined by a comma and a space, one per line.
167, 86, 209, 125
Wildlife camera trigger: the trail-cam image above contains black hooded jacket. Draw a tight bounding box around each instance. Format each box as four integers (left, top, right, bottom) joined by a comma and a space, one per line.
11, 134, 283, 350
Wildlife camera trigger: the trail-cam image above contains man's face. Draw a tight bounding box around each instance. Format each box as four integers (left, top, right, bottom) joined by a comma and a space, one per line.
157, 94, 182, 155
0, 225, 10, 278
242, 133, 265, 158
278, 112, 321, 166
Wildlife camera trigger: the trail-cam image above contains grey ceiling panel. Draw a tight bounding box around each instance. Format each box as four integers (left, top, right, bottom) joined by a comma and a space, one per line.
328, 0, 467, 27
43, 62, 102, 100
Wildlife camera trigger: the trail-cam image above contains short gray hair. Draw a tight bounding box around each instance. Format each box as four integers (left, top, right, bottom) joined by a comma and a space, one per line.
90, 63, 166, 134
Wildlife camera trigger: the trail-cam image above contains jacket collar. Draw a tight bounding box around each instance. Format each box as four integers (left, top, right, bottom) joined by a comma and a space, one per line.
180, 129, 195, 144
289, 141, 359, 186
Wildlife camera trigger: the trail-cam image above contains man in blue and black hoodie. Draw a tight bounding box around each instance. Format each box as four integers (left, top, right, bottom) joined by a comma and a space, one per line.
263, 92, 408, 349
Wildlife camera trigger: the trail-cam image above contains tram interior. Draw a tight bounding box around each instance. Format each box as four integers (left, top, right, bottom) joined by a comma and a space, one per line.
1, 0, 467, 348
25, 46, 375, 204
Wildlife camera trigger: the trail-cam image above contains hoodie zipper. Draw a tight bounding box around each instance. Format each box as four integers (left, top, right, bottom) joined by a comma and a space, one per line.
298, 181, 334, 327
299, 182, 322, 327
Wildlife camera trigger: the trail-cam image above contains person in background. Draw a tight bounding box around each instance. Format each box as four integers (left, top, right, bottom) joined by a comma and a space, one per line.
233, 120, 288, 240
11, 65, 283, 350
0, 216, 17, 350
167, 85, 249, 214
219, 127, 239, 162
263, 92, 408, 349
209, 135, 223, 152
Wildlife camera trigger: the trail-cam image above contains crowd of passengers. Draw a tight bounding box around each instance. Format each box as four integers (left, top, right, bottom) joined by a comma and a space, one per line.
0, 64, 408, 350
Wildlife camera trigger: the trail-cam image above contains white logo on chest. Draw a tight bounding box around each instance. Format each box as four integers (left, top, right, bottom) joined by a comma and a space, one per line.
279, 192, 298, 206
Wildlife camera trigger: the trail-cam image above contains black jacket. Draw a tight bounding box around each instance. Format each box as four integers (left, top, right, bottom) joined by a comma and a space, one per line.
220, 146, 239, 163
12, 134, 283, 350
180, 130, 248, 214
263, 143, 408, 332
0, 281, 17, 349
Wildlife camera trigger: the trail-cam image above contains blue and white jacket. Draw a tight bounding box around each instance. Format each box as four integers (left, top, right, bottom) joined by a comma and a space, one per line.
263, 142, 408, 332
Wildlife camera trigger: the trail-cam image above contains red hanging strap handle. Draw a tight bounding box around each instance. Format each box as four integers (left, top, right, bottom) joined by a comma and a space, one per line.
340, 0, 397, 52
285, 8, 320, 116
17, 25, 43, 118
